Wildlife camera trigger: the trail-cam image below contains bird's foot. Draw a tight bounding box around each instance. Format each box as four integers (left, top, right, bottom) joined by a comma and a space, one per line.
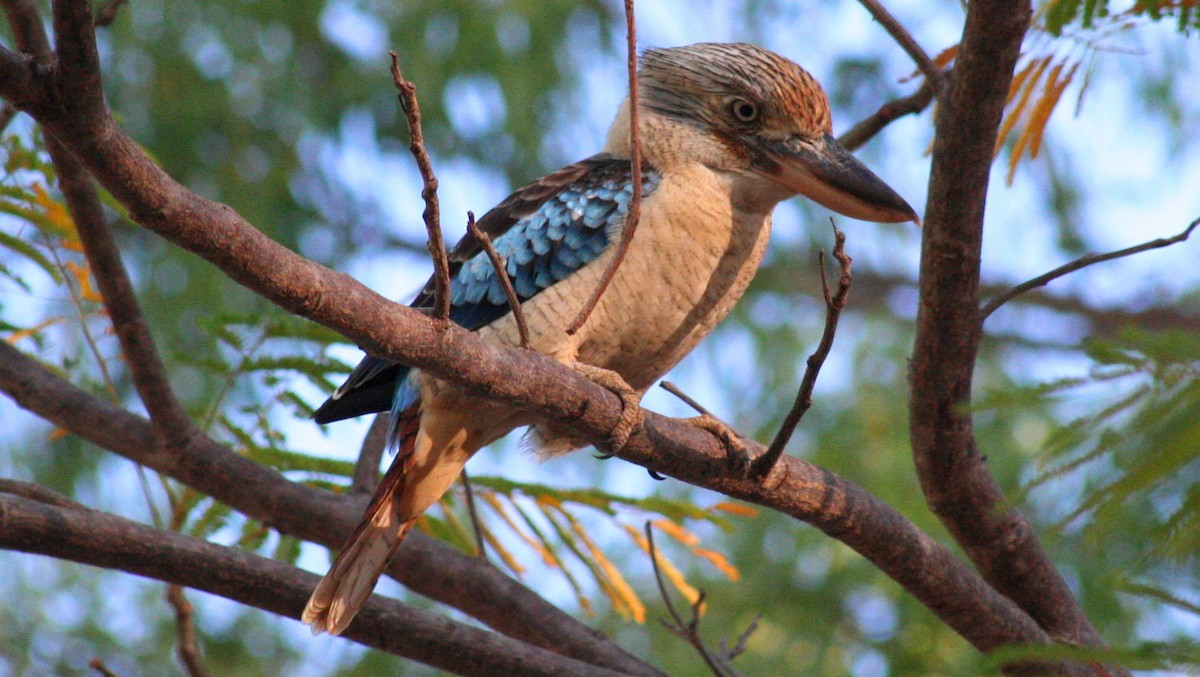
673, 414, 751, 477
569, 362, 643, 451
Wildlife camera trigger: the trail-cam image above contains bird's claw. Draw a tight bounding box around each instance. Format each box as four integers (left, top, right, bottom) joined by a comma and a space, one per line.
570, 362, 644, 451
681, 414, 751, 477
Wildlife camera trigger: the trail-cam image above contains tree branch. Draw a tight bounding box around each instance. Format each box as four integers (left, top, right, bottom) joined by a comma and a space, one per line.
0, 491, 628, 677
980, 217, 1199, 321
567, 0, 642, 334
838, 72, 940, 152
912, 0, 1119, 670
0, 340, 662, 676
3, 0, 196, 444
856, 0, 947, 94
389, 52, 452, 321
754, 223, 851, 478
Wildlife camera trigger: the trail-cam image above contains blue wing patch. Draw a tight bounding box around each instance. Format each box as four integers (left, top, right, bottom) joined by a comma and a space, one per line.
313, 155, 661, 435
448, 166, 661, 331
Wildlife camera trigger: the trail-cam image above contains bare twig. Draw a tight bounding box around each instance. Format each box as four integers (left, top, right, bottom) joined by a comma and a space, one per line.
467, 210, 530, 348
980, 217, 1200, 321
753, 222, 852, 478
567, 0, 641, 335
646, 523, 745, 677
166, 585, 212, 677
94, 0, 128, 27
660, 381, 716, 418
857, 0, 947, 94
838, 72, 941, 151
351, 414, 389, 495
389, 51, 451, 322
460, 469, 488, 560
88, 659, 120, 677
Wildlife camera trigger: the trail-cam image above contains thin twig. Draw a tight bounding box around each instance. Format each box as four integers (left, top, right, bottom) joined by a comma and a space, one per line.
980, 217, 1200, 322
94, 0, 128, 27
567, 0, 641, 335
467, 210, 530, 348
645, 523, 745, 677
88, 659, 120, 677
459, 468, 488, 560
838, 72, 941, 152
166, 584, 212, 677
389, 51, 451, 322
660, 381, 716, 418
857, 0, 947, 94
351, 414, 389, 495
753, 222, 853, 479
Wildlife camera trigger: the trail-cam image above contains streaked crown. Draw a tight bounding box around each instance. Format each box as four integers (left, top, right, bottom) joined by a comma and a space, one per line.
639, 43, 832, 140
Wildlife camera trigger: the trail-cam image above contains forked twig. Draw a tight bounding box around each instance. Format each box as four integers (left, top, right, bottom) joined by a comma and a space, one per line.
351, 414, 389, 495
645, 523, 751, 677
839, 72, 941, 152
389, 51, 452, 321
857, 0, 947, 94
567, 0, 641, 335
467, 211, 530, 348
980, 217, 1200, 322
753, 221, 853, 478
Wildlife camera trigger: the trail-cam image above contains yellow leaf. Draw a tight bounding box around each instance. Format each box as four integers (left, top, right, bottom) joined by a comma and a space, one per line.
564, 511, 644, 623
48, 426, 72, 442
480, 524, 526, 577
622, 525, 704, 615
6, 316, 68, 344
692, 547, 741, 582
32, 183, 77, 240
996, 55, 1053, 158
1028, 62, 1078, 160
1008, 61, 1065, 184
652, 518, 700, 546
712, 501, 758, 517
65, 260, 103, 303
483, 493, 557, 567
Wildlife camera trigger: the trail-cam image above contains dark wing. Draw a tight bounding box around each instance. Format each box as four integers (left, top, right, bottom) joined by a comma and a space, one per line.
313, 153, 661, 424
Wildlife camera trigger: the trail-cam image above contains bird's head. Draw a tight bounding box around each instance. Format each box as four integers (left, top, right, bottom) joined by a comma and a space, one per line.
606, 42, 918, 224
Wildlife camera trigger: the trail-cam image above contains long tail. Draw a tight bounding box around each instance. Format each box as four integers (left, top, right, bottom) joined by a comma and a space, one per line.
302, 412, 420, 636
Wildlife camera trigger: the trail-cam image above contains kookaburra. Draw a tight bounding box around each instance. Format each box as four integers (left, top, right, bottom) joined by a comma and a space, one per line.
303, 42, 917, 635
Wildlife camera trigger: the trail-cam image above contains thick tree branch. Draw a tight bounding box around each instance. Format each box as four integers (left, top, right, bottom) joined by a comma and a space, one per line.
0, 492, 628, 677
3, 0, 195, 443
0, 341, 661, 676
1, 341, 1080, 673
913, 0, 1118, 670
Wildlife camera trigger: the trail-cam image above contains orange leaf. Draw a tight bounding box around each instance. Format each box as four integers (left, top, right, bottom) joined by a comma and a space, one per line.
692, 547, 741, 581
652, 518, 700, 546
712, 501, 758, 517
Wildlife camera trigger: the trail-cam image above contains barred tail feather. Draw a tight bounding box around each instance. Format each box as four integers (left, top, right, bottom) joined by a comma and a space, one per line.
303, 409, 421, 636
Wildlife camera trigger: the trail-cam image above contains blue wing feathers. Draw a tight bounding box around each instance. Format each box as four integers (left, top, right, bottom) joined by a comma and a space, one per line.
314, 155, 661, 428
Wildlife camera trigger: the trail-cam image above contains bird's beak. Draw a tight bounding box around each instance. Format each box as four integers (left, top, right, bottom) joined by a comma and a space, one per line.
756, 132, 919, 225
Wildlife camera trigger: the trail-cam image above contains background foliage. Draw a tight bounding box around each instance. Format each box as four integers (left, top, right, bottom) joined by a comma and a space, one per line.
2, 0, 1199, 675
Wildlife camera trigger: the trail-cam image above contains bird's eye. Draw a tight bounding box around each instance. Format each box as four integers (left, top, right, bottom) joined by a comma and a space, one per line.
729, 98, 759, 123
